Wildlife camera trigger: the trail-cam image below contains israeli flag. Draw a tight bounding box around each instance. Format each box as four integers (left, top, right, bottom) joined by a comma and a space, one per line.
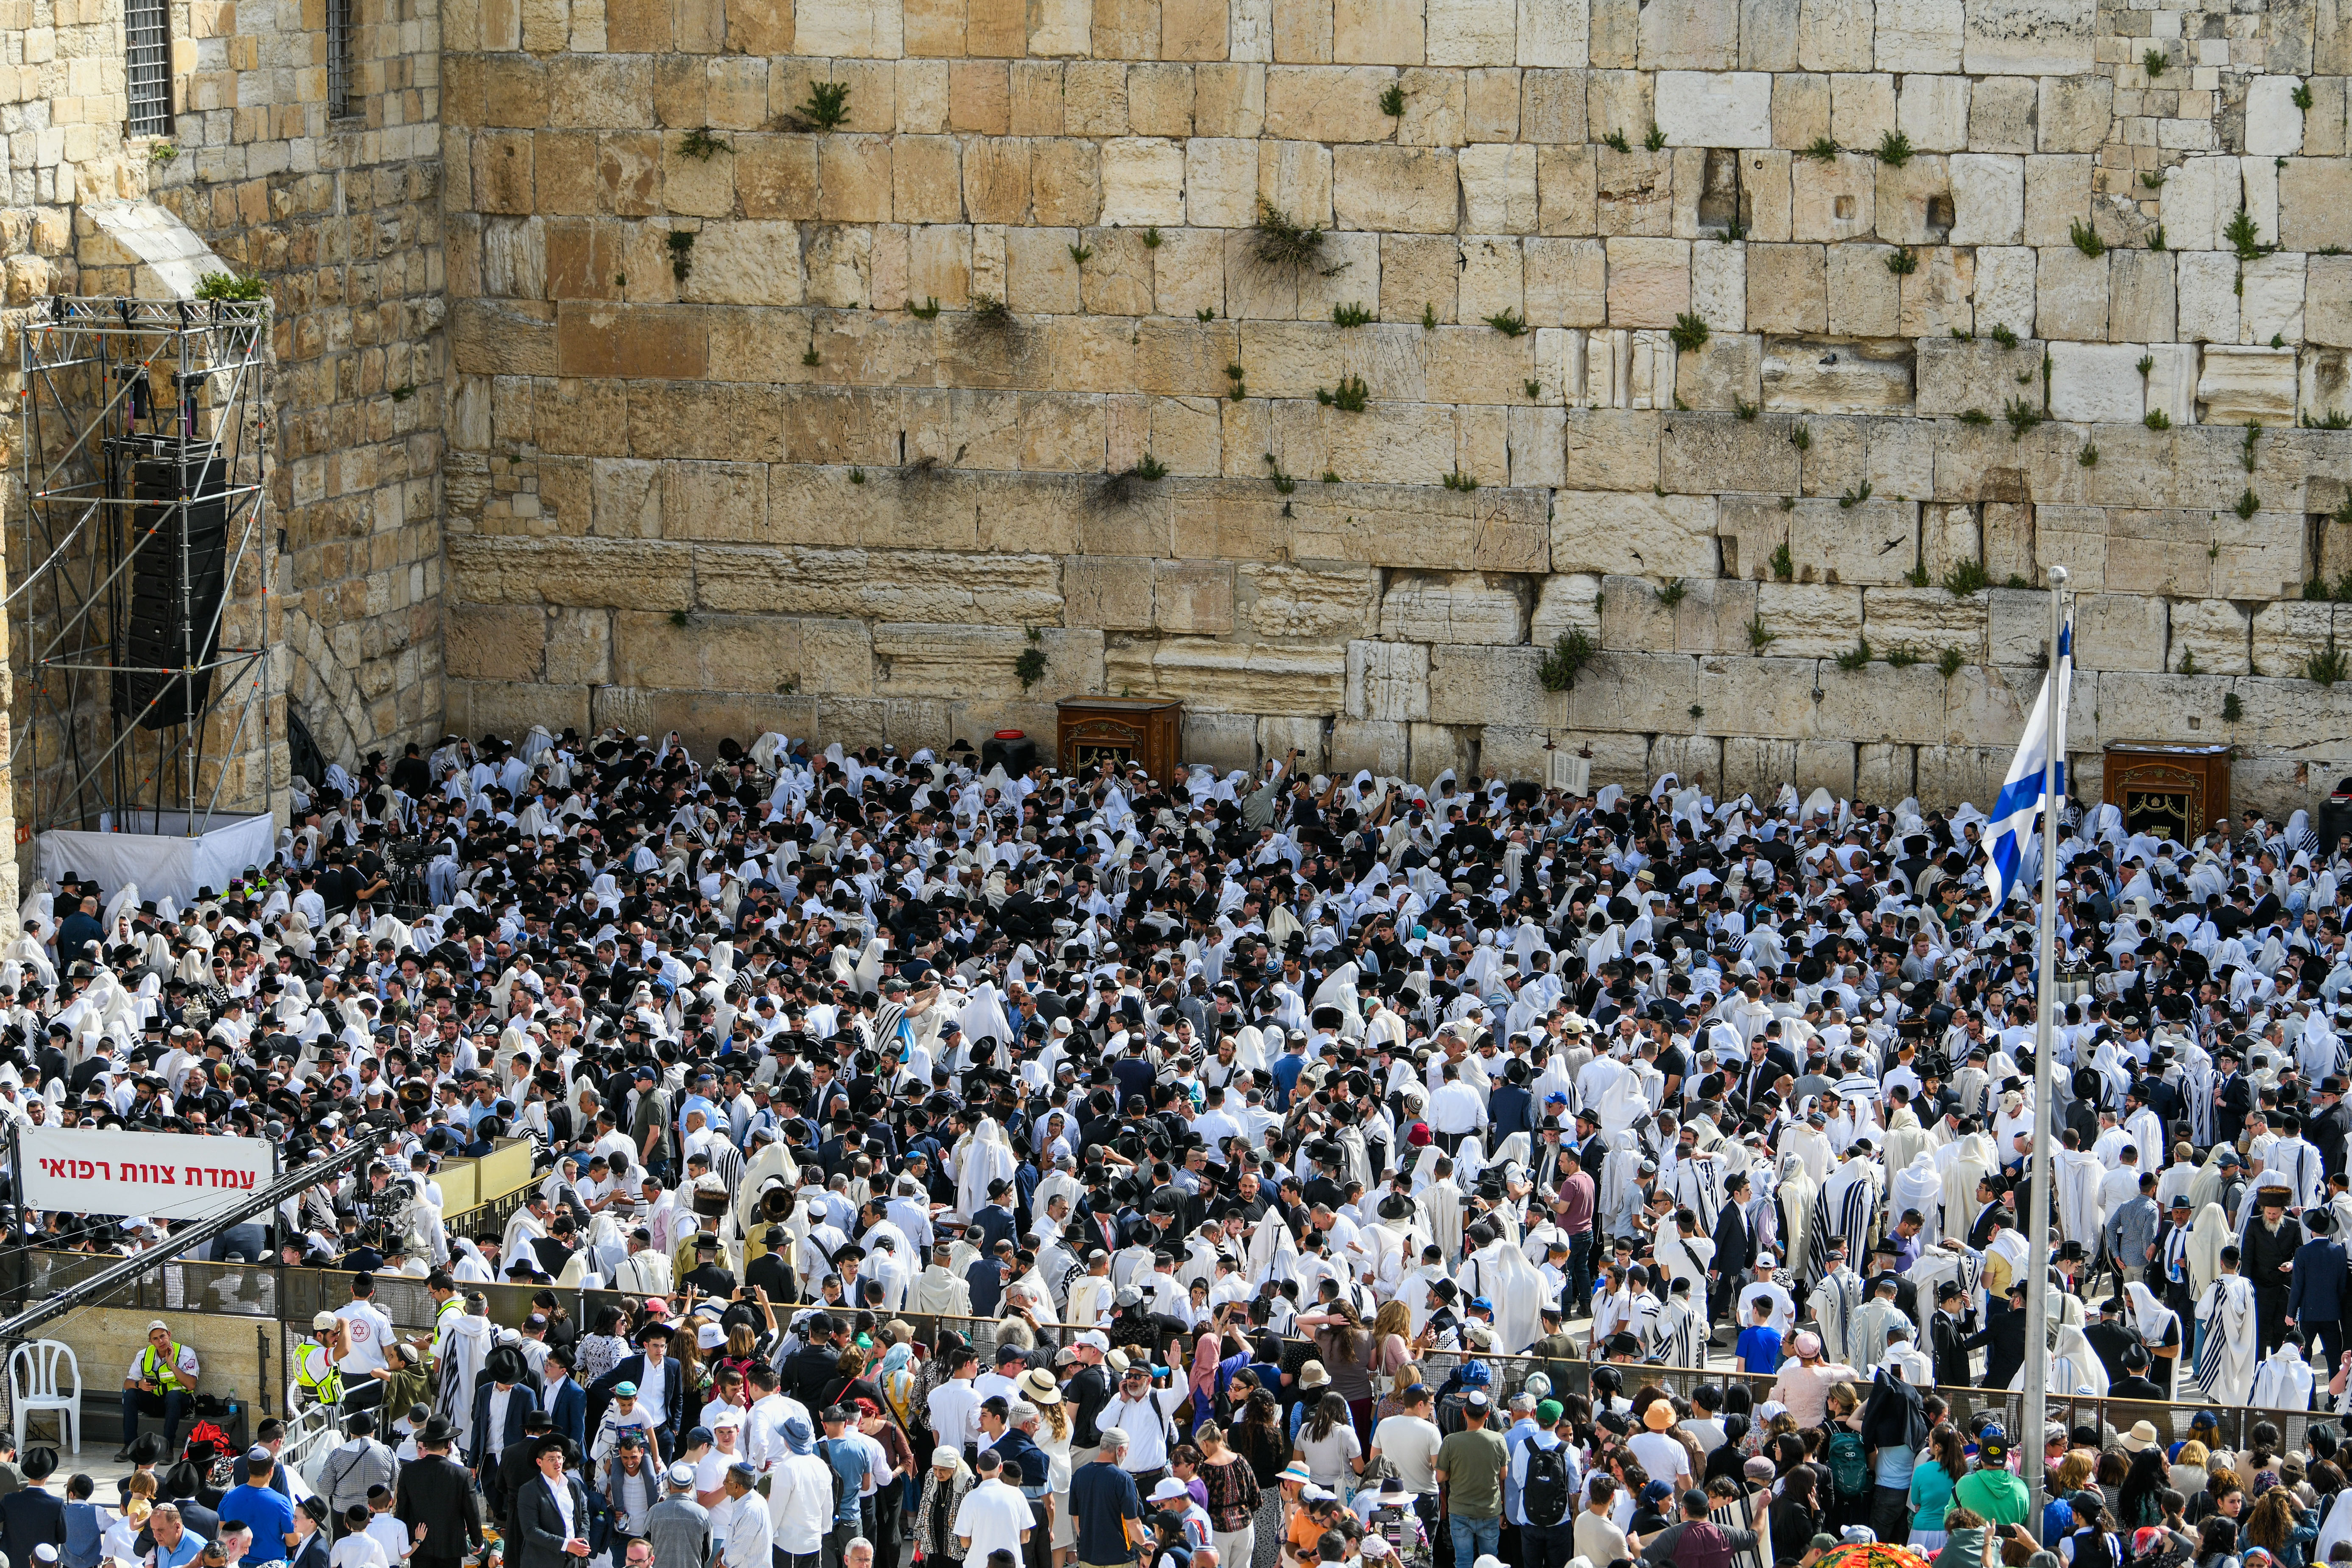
1982, 615, 2073, 909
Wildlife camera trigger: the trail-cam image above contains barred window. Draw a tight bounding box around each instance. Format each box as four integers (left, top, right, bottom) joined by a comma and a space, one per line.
327, 0, 356, 118
123, 0, 172, 137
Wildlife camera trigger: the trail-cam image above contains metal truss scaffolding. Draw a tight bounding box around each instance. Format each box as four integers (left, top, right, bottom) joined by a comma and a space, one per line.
14, 295, 275, 835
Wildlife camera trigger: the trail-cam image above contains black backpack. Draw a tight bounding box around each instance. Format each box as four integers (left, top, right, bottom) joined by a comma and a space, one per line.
1523, 1441, 1574, 1528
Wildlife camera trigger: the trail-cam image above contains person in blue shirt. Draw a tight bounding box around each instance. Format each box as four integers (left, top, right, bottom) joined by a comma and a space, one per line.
816, 1404, 872, 1561
1270, 1039, 1308, 1111
1734, 1299, 1784, 1376
217, 1450, 297, 1565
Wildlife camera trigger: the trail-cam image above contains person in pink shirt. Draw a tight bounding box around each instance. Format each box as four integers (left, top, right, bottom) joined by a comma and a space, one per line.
1767, 1333, 1857, 1427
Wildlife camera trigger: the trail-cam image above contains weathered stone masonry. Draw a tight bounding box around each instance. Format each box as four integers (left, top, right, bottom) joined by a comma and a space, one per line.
435, 0, 2352, 810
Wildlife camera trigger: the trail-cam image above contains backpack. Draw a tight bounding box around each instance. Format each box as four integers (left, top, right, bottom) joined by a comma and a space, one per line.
1523, 1442, 1574, 1528
1826, 1428, 1870, 1501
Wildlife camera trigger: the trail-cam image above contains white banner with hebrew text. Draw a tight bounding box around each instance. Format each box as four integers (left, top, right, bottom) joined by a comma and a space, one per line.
17, 1128, 276, 1220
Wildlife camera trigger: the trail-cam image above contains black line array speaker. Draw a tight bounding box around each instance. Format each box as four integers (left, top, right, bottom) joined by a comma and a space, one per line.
109, 436, 229, 730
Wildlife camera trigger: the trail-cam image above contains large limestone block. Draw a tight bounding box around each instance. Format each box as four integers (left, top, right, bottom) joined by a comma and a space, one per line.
612, 611, 869, 693
2098, 509, 2215, 598
1917, 337, 2045, 417
1824, 245, 1901, 337
2067, 592, 2169, 673
1597, 572, 1674, 649
1595, 147, 1674, 237
1099, 138, 1186, 225
452, 536, 695, 608
2247, 75, 2308, 157
2199, 345, 2299, 425
1379, 572, 1531, 643
1530, 573, 1604, 642
2035, 247, 2108, 342
1961, 0, 2091, 74
796, 0, 905, 55
448, 605, 547, 683
1424, 643, 1559, 724
1334, 0, 1425, 62
1605, 238, 1691, 327
1749, 245, 1827, 335
2046, 342, 2145, 424
1875, 0, 1959, 71
2169, 600, 2252, 676
2162, 156, 2243, 255
1236, 561, 1383, 638
869, 624, 1104, 699
2107, 250, 2175, 345
1347, 640, 1432, 720
1791, 153, 1876, 244
1330, 719, 1412, 776
1562, 651, 1702, 731
1897, 74, 1970, 151
1460, 146, 1540, 233
2311, 256, 2352, 349
1520, 0, 1590, 65
1761, 336, 1916, 414
2240, 254, 2307, 347
1104, 639, 1346, 714
1948, 154, 2025, 246
1333, 146, 1460, 233
1654, 72, 1772, 147
1661, 414, 1803, 495
1756, 583, 1865, 658
1788, 497, 1919, 585
1975, 246, 2037, 340
1426, 0, 1514, 64
1861, 586, 1988, 661
1552, 490, 1717, 577
2251, 602, 2344, 678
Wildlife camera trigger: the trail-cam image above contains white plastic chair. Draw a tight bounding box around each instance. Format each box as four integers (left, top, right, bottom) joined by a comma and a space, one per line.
9, 1341, 80, 1454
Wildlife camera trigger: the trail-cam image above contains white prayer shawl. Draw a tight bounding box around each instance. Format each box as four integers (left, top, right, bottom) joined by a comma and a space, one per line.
2251, 1342, 2316, 1412
1397, 1263, 1447, 1336
2316, 1491, 2352, 1567
1812, 1266, 1863, 1366
2007, 1319, 2111, 1397
1808, 1159, 1880, 1286
2188, 1201, 2231, 1298
1646, 1296, 1708, 1369
2054, 1149, 2108, 1249
1890, 1155, 1947, 1249
1776, 1159, 1818, 1286
2194, 1272, 2259, 1405
434, 1310, 495, 1455
1465, 1237, 1546, 1354
2123, 1282, 2179, 1369
1849, 1296, 1905, 1370
1246, 1212, 1304, 1294
951, 1118, 1017, 1220
1416, 1170, 1465, 1263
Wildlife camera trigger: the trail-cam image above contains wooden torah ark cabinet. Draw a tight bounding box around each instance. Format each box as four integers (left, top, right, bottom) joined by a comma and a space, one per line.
2102, 742, 2232, 844
1055, 697, 1182, 779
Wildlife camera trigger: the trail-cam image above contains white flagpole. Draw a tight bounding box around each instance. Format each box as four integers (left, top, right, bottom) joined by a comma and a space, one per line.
2023, 563, 2070, 1527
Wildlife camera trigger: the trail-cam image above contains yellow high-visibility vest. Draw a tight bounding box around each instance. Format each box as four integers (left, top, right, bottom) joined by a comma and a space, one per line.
294, 1342, 343, 1405
140, 1344, 187, 1390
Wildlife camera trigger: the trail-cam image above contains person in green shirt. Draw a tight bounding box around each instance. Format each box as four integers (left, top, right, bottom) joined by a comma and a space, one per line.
1432, 1391, 1508, 1567
1951, 1429, 2032, 1529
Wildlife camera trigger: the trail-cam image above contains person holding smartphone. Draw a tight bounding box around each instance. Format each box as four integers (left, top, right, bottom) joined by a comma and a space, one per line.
1101, 1361, 1188, 1495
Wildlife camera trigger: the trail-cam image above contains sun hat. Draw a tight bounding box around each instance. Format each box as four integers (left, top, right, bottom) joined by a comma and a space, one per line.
1297, 1360, 1330, 1389
1018, 1368, 1063, 1404
1643, 1401, 1675, 1432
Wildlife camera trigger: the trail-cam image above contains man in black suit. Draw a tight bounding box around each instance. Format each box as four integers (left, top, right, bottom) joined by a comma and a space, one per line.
512, 1437, 592, 1568
0, 1449, 65, 1568
583, 1322, 689, 1454
470, 1371, 544, 1478
490, 1415, 557, 1535
1964, 1282, 2032, 1390
1710, 1171, 1755, 1335
745, 1229, 797, 1301
395, 1418, 484, 1568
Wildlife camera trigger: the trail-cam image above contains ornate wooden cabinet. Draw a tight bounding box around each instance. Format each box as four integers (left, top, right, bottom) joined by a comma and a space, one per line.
1056, 697, 1182, 779
2103, 742, 2232, 843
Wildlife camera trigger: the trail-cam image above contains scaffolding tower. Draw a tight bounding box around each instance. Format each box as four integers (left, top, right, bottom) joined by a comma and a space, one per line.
13, 295, 276, 836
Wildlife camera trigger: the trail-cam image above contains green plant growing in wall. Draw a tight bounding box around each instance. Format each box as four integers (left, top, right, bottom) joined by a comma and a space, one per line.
1644, 123, 1666, 150
802, 348, 821, 366
1538, 629, 1596, 692
1989, 324, 2019, 348
1133, 454, 1169, 479
1380, 84, 1405, 117
1483, 308, 1528, 337
972, 295, 1014, 326
1252, 198, 1330, 271
908, 296, 941, 319
2069, 219, 2105, 257
678, 128, 729, 160
2295, 82, 2315, 111
1876, 130, 1913, 167
1526, 380, 1543, 400
1790, 425, 1811, 452
1803, 136, 1838, 162
2242, 421, 2262, 472
1886, 248, 1918, 276
2142, 47, 2169, 76
1422, 304, 1438, 329
1835, 640, 1874, 671
2145, 409, 2171, 430
1937, 646, 1965, 679
2003, 397, 2043, 440
195, 272, 268, 302
2236, 488, 2261, 518
2227, 209, 2264, 260
1942, 558, 1991, 597
2149, 224, 2166, 251
1734, 399, 1758, 420
1603, 129, 1632, 153
1440, 468, 1479, 491
2140, 169, 2166, 188
1143, 227, 1162, 247
148, 142, 177, 164
1668, 313, 1709, 353
2176, 648, 2201, 675
791, 80, 852, 131
1769, 543, 1794, 581
389, 383, 416, 402
1068, 243, 1094, 264
2223, 692, 2244, 722
1262, 454, 1296, 494
1197, 307, 1216, 322
2309, 410, 2352, 430
2309, 637, 2349, 687
1015, 627, 1048, 689
1884, 643, 1922, 668
1318, 375, 1369, 412
1332, 302, 1374, 327
848, 466, 865, 483
1745, 614, 1776, 650
1657, 578, 1687, 608
667, 230, 696, 283
1840, 479, 1874, 509
2079, 442, 2098, 466
1904, 562, 1931, 586
1958, 408, 1991, 426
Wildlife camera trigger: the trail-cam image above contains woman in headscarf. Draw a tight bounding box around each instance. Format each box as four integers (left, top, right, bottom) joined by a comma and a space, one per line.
913, 1445, 976, 1568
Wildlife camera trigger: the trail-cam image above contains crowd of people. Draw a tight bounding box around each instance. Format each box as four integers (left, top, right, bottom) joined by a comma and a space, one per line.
15, 724, 2352, 1568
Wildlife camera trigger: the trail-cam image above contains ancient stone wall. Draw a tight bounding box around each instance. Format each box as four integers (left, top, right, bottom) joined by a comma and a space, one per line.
1, 0, 445, 847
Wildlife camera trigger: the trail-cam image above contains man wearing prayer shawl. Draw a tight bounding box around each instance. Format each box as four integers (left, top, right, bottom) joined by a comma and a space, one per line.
1644, 1277, 1708, 1369
2194, 1243, 2261, 1406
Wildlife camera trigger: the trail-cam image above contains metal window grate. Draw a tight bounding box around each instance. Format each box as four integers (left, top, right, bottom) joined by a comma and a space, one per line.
123, 0, 172, 136
327, 0, 355, 118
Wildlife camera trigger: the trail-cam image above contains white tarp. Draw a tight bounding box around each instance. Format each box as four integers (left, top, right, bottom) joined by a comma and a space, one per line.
35, 812, 276, 907
18, 1127, 276, 1220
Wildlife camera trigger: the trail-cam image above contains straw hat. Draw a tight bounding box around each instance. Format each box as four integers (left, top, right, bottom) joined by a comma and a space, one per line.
1018, 1367, 1063, 1405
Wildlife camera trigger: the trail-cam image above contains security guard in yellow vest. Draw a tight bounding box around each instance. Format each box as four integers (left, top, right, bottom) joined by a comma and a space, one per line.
294, 1313, 347, 1409
117, 1320, 199, 1460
